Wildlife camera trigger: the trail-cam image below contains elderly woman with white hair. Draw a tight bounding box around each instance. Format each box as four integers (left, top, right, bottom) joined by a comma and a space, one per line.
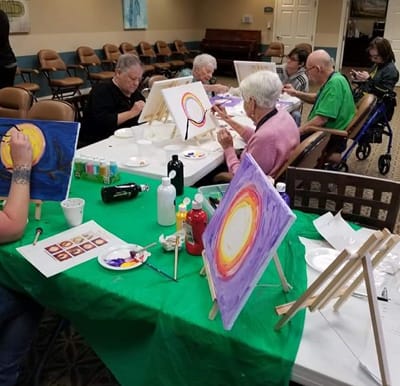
180, 53, 229, 95
214, 70, 299, 177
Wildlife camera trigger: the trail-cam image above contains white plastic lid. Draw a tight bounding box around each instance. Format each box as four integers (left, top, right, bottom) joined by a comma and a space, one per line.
276, 182, 286, 193
178, 203, 187, 212
162, 176, 171, 186
192, 200, 202, 210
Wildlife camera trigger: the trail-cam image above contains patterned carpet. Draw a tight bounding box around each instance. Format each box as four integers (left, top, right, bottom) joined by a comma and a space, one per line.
16, 76, 400, 386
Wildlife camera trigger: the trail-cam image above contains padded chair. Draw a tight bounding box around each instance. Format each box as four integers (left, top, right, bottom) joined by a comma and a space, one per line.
141, 74, 168, 98
173, 39, 200, 67
259, 41, 285, 64
37, 49, 84, 99
285, 166, 400, 232
275, 132, 331, 181
15, 67, 40, 100
138, 41, 171, 75
76, 46, 114, 84
119, 42, 155, 76
155, 40, 185, 72
102, 43, 121, 70
307, 93, 377, 167
0, 86, 33, 118
294, 43, 313, 54
28, 99, 76, 121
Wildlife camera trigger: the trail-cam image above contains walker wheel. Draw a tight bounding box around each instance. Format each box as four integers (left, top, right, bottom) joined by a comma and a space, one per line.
378, 154, 391, 175
356, 143, 371, 160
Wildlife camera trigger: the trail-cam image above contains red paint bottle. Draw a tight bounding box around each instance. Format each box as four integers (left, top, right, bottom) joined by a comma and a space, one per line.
184, 195, 208, 256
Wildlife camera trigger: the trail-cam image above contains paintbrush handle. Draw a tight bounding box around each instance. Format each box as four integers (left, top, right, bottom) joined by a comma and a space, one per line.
143, 260, 177, 282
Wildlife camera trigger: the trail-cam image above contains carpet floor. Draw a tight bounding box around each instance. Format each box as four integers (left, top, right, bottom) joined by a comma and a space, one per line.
16, 74, 400, 386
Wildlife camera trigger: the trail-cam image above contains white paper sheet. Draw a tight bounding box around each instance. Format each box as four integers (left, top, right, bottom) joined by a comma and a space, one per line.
17, 220, 126, 277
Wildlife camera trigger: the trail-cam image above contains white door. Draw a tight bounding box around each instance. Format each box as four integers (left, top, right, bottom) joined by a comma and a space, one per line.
385, 0, 400, 86
273, 0, 318, 55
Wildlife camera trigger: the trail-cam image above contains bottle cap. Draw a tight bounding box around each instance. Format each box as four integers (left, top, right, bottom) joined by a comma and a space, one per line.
276, 182, 286, 193
168, 169, 177, 179
192, 200, 202, 210
178, 203, 187, 212
162, 176, 171, 186
172, 154, 178, 161
182, 197, 191, 206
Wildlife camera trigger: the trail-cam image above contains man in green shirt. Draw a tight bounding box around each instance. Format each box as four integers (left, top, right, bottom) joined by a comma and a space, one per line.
283, 49, 356, 165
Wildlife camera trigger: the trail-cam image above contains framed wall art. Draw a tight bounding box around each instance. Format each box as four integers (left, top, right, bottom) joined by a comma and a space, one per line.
123, 0, 147, 29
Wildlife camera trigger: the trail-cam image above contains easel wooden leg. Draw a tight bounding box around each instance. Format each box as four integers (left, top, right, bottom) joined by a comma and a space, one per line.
273, 254, 292, 292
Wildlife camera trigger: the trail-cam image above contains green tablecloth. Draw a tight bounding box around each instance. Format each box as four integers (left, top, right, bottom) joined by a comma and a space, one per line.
0, 173, 319, 386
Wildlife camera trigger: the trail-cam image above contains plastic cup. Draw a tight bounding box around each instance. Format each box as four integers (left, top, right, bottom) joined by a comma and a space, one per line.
60, 198, 85, 227
136, 139, 153, 158
131, 125, 145, 141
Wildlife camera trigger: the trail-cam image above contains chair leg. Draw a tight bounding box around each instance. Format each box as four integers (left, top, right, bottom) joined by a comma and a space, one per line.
32, 317, 69, 386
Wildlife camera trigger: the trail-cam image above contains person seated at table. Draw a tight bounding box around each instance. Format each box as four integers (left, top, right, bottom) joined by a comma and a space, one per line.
0, 128, 43, 386
283, 49, 355, 167
213, 70, 299, 178
277, 46, 310, 125
80, 54, 146, 145
179, 53, 229, 96
350, 37, 399, 99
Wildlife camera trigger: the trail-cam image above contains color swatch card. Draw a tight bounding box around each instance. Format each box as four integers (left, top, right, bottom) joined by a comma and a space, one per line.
17, 221, 126, 277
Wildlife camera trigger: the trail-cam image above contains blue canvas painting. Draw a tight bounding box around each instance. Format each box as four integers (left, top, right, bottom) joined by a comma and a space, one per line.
202, 154, 296, 330
123, 0, 147, 29
0, 118, 79, 201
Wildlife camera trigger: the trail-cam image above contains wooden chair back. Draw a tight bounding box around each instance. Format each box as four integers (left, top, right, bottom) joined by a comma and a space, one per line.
28, 100, 75, 121
0, 87, 33, 118
275, 132, 331, 181
103, 43, 121, 64
286, 166, 400, 232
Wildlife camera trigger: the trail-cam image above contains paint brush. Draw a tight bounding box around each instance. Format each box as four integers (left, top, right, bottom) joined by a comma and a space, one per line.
174, 236, 179, 281
33, 227, 43, 245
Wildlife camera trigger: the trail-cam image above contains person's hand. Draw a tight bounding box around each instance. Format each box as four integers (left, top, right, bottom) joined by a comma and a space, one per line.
216, 128, 233, 149
351, 70, 369, 81
211, 84, 229, 94
9, 128, 33, 168
130, 100, 145, 117
282, 84, 296, 96
212, 103, 230, 122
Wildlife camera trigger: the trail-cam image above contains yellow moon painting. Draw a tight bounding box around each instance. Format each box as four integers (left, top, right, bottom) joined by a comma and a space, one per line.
0, 123, 46, 170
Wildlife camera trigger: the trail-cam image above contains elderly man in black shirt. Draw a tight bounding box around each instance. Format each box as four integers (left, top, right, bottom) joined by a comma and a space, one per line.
80, 54, 145, 145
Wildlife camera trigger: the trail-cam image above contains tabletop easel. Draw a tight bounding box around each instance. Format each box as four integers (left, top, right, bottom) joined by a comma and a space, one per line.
0, 196, 42, 220
275, 228, 400, 386
201, 250, 292, 321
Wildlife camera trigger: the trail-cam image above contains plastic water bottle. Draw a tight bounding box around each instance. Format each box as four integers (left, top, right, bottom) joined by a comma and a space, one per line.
101, 183, 149, 203
167, 154, 184, 196
184, 194, 208, 255
157, 177, 176, 226
276, 182, 291, 206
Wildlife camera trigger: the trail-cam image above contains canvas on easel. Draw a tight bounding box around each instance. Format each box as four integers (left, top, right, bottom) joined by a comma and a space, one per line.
0, 117, 79, 202
275, 228, 400, 386
234, 60, 277, 84
202, 154, 296, 330
138, 76, 193, 124
161, 81, 218, 141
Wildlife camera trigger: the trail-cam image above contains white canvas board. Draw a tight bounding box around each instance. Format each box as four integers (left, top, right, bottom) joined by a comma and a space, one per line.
162, 81, 218, 141
17, 220, 126, 277
138, 76, 193, 123
234, 60, 276, 84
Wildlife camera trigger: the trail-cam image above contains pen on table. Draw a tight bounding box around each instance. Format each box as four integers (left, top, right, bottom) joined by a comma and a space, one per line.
33, 227, 43, 245
174, 236, 179, 281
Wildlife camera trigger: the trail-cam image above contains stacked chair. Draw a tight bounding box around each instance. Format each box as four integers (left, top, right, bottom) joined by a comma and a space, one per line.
173, 39, 201, 67
154, 40, 185, 73
119, 42, 155, 77
138, 41, 171, 76
102, 43, 122, 70
15, 67, 40, 100
0, 86, 33, 118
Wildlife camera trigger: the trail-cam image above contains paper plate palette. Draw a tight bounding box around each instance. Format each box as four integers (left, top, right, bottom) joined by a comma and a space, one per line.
182, 150, 207, 160
123, 157, 149, 168
305, 247, 340, 273
114, 128, 134, 138
98, 244, 150, 271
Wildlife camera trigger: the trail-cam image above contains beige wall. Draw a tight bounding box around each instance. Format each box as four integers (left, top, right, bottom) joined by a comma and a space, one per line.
9, 0, 343, 56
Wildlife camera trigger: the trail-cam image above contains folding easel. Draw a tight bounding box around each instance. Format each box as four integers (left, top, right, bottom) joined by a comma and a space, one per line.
275, 228, 400, 386
201, 251, 292, 321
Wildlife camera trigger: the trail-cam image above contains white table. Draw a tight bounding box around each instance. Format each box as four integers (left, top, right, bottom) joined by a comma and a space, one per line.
292, 267, 400, 386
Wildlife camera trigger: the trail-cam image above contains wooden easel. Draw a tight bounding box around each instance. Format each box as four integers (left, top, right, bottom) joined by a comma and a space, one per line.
201, 251, 292, 321
0, 196, 42, 220
275, 228, 400, 386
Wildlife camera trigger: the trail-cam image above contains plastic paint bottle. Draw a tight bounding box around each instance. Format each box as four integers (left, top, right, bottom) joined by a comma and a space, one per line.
176, 202, 188, 233
157, 177, 176, 226
184, 194, 208, 256
276, 182, 290, 206
101, 183, 149, 203
167, 154, 184, 196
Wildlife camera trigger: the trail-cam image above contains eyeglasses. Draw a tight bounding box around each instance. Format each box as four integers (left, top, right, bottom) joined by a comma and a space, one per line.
369, 54, 381, 60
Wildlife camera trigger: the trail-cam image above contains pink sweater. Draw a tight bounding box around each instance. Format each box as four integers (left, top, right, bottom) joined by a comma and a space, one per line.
224, 109, 299, 177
